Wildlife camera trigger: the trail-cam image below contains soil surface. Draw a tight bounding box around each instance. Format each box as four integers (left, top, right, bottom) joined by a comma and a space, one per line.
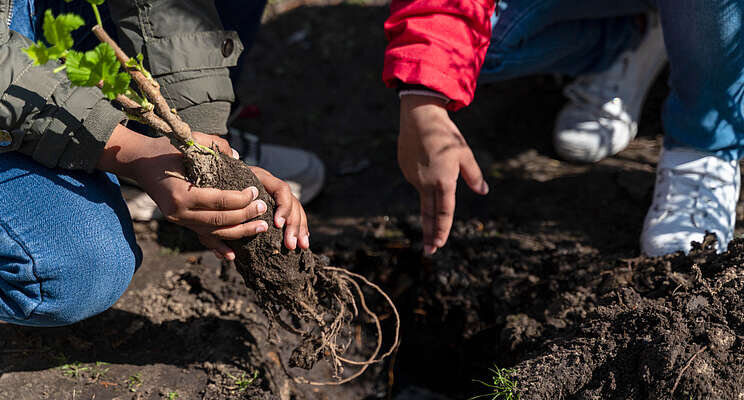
3, 2, 744, 399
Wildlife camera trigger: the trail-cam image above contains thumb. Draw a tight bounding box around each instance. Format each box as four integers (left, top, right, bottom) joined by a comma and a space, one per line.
460, 149, 489, 195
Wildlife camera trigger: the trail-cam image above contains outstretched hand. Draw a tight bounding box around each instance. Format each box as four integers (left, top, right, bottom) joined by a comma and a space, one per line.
97, 126, 310, 261
398, 95, 489, 255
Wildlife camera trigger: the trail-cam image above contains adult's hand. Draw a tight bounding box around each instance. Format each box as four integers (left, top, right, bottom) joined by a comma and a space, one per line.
398, 95, 489, 255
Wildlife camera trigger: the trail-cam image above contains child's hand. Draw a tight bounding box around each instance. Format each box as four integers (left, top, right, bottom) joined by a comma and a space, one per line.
250, 166, 310, 251
398, 95, 488, 255
186, 134, 310, 256
97, 125, 308, 261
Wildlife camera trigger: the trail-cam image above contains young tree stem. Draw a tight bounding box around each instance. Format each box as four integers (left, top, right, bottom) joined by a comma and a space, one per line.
91, 25, 193, 150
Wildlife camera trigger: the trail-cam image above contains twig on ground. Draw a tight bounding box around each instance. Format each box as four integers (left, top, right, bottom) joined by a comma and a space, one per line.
671, 345, 708, 397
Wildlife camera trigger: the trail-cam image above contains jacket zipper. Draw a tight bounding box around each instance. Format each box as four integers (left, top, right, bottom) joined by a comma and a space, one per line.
6, 0, 14, 28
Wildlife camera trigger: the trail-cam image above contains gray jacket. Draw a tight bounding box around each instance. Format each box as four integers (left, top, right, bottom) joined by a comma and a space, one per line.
0, 0, 243, 171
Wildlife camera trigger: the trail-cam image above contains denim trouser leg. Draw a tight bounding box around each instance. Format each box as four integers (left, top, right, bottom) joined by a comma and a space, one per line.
658, 0, 744, 161
0, 153, 142, 327
2, 1, 140, 326
480, 0, 744, 161
480, 0, 653, 82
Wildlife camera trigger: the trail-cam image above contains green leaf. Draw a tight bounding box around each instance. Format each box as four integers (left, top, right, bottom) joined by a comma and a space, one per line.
66, 43, 131, 98
42, 10, 84, 52
101, 72, 131, 100
23, 41, 51, 65
125, 53, 145, 69
65, 43, 119, 87
64, 50, 88, 84
86, 0, 106, 5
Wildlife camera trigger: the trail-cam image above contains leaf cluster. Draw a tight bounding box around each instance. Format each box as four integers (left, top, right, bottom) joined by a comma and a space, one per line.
22, 2, 132, 100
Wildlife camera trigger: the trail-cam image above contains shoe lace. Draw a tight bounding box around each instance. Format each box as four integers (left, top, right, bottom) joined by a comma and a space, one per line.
563, 55, 630, 123
654, 164, 736, 228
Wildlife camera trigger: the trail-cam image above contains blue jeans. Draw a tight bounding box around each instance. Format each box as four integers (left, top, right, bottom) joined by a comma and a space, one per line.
3, 1, 140, 326
0, 153, 142, 326
481, 0, 744, 161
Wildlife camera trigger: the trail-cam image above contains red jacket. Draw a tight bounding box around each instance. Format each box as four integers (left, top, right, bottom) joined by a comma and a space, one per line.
383, 0, 496, 111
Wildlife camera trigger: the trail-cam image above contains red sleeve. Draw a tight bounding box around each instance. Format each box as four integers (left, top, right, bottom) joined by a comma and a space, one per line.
383, 0, 496, 111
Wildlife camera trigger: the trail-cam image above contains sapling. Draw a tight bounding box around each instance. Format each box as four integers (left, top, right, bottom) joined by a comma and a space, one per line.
24, 0, 399, 386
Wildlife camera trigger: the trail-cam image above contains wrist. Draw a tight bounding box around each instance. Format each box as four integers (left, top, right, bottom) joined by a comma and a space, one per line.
96, 124, 173, 180
400, 94, 449, 114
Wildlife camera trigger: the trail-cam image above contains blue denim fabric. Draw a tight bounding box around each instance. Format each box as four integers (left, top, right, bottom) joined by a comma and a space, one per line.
3, 1, 140, 326
8, 0, 35, 40
0, 153, 142, 327
481, 0, 744, 161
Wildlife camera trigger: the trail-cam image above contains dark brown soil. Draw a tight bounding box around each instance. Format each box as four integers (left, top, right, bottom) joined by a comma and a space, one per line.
3, 2, 744, 399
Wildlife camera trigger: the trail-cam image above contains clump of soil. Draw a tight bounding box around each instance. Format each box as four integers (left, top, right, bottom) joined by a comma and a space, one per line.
183, 150, 399, 384
507, 234, 744, 399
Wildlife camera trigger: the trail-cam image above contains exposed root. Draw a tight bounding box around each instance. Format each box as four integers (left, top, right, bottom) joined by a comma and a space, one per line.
285, 266, 400, 386
671, 345, 708, 397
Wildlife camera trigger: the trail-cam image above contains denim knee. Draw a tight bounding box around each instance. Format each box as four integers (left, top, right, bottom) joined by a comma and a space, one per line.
0, 222, 142, 327
35, 236, 141, 327
480, 1, 642, 82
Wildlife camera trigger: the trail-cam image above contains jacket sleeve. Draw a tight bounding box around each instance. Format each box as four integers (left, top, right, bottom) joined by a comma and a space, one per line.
108, 0, 243, 135
383, 0, 496, 111
0, 29, 126, 172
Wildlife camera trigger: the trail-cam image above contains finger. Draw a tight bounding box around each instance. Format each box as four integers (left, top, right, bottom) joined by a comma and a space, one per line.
432, 183, 456, 249
209, 219, 269, 240
192, 132, 232, 155
187, 186, 258, 210
185, 199, 268, 228
296, 205, 310, 249
198, 234, 235, 261
459, 149, 489, 195
252, 168, 293, 228
420, 191, 437, 255
284, 201, 302, 250
421, 182, 456, 255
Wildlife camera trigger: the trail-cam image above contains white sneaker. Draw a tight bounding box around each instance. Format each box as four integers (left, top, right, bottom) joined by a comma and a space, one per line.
641, 147, 741, 256
121, 183, 163, 222
554, 14, 667, 163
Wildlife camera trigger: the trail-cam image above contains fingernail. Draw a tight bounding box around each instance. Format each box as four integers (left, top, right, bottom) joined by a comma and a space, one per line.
300, 235, 310, 248
226, 252, 236, 261
256, 200, 267, 213
423, 245, 437, 255
256, 222, 268, 233
481, 181, 489, 195
248, 186, 259, 199
288, 236, 297, 249
231, 149, 240, 159
276, 216, 286, 228
433, 239, 444, 247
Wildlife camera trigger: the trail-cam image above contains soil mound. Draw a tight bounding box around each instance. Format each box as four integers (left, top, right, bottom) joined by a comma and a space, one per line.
508, 234, 744, 399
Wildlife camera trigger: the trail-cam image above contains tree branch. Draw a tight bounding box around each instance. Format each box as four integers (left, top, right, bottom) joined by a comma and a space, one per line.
91, 25, 193, 150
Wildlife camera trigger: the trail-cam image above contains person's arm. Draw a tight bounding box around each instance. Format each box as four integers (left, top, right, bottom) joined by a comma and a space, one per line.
383, 0, 496, 110
98, 125, 310, 260
384, 0, 495, 254
0, 28, 126, 172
